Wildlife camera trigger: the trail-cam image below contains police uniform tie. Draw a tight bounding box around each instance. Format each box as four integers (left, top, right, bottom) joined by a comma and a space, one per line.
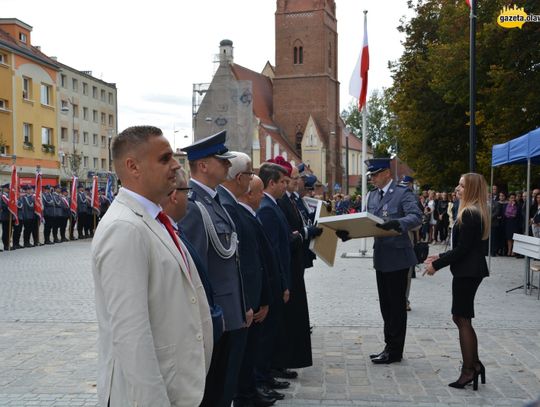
156, 211, 191, 278
379, 189, 384, 201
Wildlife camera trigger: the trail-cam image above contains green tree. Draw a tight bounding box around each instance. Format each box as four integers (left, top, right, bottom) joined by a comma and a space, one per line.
388, 0, 540, 190
342, 89, 397, 157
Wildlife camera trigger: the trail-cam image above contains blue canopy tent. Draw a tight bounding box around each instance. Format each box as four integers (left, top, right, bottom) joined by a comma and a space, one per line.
491, 127, 540, 294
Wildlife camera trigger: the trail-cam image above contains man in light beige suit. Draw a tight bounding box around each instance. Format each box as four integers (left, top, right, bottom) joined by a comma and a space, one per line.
92, 125, 213, 407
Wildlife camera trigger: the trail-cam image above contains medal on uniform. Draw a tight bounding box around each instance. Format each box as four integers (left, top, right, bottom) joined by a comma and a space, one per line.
382, 204, 388, 218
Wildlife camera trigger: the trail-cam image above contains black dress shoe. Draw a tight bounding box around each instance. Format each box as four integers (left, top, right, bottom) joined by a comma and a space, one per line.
251, 393, 277, 406
369, 349, 387, 359
371, 351, 402, 364
270, 368, 298, 379
257, 386, 284, 400
266, 377, 290, 389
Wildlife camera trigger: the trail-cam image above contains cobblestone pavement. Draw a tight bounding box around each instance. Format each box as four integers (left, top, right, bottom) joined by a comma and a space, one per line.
0, 239, 539, 406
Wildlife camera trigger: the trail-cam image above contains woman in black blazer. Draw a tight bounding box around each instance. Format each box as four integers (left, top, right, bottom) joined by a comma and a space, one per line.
424, 173, 490, 391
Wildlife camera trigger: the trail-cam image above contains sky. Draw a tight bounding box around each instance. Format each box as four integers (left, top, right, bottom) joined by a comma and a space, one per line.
2, 0, 413, 151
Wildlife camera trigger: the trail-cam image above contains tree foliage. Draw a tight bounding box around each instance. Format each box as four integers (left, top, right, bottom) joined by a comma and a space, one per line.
342, 89, 397, 158
387, 0, 540, 190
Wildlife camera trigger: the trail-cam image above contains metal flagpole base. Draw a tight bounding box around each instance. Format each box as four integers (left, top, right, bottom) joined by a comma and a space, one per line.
341, 250, 373, 259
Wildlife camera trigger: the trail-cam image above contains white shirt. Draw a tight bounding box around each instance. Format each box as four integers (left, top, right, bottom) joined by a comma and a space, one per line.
190, 178, 217, 198
263, 192, 277, 205
122, 187, 162, 220
380, 179, 393, 197
239, 201, 256, 217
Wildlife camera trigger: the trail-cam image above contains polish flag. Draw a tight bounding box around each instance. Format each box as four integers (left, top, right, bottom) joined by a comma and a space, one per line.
34, 172, 43, 221
465, 0, 472, 8
349, 12, 369, 111
91, 175, 100, 215
8, 165, 19, 225
70, 176, 78, 217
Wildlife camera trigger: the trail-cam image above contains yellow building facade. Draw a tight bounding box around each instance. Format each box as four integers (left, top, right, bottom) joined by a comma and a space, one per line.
0, 18, 60, 185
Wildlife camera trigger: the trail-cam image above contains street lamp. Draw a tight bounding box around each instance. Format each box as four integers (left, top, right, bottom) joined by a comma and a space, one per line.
60, 98, 81, 183
107, 129, 114, 172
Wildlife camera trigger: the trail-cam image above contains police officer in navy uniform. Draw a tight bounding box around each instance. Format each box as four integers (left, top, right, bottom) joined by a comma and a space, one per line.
0, 183, 10, 251
11, 187, 23, 249
85, 187, 94, 237
336, 158, 422, 364
76, 184, 88, 239
179, 130, 246, 407
52, 185, 63, 243
20, 185, 36, 248
42, 185, 55, 244
58, 187, 70, 242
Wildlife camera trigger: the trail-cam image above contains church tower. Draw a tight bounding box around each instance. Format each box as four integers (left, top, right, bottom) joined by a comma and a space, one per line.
273, 0, 342, 186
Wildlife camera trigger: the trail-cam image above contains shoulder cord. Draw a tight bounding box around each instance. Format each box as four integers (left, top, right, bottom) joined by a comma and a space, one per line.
194, 201, 238, 259
24, 196, 34, 208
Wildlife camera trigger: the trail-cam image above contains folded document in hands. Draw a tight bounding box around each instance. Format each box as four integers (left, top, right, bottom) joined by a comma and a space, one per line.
317, 211, 400, 239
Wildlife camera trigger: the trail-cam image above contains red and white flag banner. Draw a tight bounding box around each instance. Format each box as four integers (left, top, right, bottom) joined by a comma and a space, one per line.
8, 165, 19, 225
91, 175, 100, 215
70, 176, 78, 217
34, 172, 43, 220
349, 12, 369, 111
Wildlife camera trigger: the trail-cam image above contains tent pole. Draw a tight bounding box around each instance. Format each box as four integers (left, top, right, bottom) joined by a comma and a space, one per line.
525, 159, 531, 294
489, 166, 494, 273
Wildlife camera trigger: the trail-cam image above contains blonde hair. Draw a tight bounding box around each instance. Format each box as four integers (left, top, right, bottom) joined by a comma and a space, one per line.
456, 173, 490, 240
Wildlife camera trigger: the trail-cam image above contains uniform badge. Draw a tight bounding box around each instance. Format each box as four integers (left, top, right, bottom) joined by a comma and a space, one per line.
203, 195, 212, 205
382, 204, 388, 218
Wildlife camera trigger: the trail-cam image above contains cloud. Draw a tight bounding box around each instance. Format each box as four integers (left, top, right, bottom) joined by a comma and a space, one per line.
142, 94, 192, 106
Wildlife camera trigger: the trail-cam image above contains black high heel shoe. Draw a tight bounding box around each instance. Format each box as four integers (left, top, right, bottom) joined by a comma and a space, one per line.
448, 367, 479, 390
475, 360, 486, 384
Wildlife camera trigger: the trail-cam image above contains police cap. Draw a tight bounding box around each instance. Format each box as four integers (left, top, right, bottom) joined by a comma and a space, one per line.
182, 130, 236, 161
365, 158, 391, 176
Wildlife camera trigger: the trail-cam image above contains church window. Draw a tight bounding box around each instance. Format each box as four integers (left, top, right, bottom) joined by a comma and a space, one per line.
265, 136, 272, 160
293, 41, 304, 65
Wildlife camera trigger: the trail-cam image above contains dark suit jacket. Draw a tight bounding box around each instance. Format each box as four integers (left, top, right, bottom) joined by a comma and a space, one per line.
217, 186, 270, 311
277, 193, 305, 260
257, 194, 291, 291
236, 203, 273, 307
179, 180, 245, 331
433, 208, 489, 278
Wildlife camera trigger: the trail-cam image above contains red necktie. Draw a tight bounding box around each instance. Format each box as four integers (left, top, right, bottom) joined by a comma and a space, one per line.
156, 211, 191, 277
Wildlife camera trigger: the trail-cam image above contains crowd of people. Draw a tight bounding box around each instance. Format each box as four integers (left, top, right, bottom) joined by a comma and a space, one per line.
0, 183, 111, 251
91, 126, 323, 407
6, 125, 530, 403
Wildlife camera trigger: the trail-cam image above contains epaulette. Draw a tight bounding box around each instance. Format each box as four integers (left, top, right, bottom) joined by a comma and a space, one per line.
188, 190, 197, 202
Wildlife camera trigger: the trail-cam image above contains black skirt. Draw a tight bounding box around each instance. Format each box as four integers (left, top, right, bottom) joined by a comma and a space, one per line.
451, 276, 483, 318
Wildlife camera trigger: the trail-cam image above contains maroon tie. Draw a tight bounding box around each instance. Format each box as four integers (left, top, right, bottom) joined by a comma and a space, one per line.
156, 211, 190, 277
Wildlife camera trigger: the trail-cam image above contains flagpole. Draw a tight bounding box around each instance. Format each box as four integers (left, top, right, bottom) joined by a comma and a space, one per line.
469, 0, 477, 172
8, 214, 12, 251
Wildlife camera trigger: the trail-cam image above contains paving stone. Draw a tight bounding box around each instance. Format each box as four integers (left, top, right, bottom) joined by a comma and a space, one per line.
1, 239, 540, 405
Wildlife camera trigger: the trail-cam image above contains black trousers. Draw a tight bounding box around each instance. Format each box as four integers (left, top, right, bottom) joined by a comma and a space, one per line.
236, 320, 262, 400
200, 331, 230, 407
12, 222, 22, 246
255, 296, 283, 385
77, 213, 86, 238
376, 268, 409, 357
52, 216, 61, 241
22, 219, 35, 245
44, 216, 54, 242
58, 216, 68, 240
1, 220, 10, 249
223, 327, 248, 405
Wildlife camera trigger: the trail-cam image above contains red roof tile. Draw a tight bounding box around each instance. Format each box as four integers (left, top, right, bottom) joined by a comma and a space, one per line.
0, 27, 59, 68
